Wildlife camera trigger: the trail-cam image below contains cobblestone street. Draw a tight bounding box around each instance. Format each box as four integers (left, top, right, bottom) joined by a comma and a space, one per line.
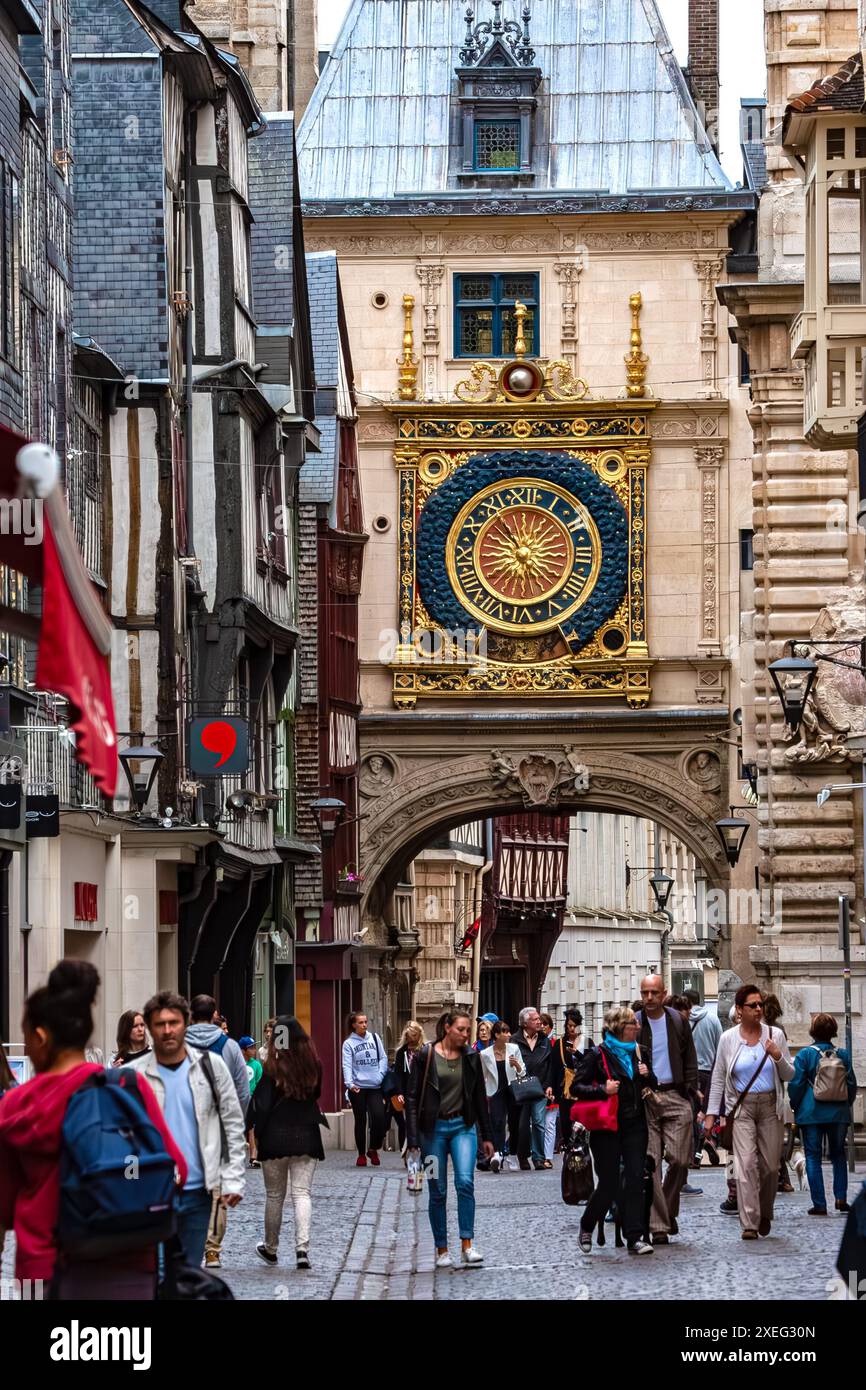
214, 1151, 859, 1302
2, 1149, 857, 1301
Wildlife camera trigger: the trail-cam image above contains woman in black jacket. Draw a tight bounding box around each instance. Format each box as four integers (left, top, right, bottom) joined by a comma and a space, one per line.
406, 1009, 494, 1269
391, 1021, 425, 1159
549, 1007, 591, 1151
248, 1015, 327, 1270
571, 1006, 657, 1256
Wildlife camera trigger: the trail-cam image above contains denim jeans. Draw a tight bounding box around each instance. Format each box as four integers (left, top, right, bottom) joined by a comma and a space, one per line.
174, 1187, 213, 1267
421, 1117, 478, 1246
801, 1122, 848, 1210
517, 1095, 548, 1163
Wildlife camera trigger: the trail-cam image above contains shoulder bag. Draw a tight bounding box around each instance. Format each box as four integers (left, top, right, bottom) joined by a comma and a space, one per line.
510, 1072, 546, 1105
570, 1048, 619, 1132
717, 1043, 770, 1150
560, 1037, 577, 1101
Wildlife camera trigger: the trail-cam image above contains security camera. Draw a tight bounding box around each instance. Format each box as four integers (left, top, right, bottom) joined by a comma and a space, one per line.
352, 927, 369, 943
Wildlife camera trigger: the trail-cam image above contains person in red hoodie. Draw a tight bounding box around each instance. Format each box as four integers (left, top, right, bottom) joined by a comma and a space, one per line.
0, 959, 186, 1298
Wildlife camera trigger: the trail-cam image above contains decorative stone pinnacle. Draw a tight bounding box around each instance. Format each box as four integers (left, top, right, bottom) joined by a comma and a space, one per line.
397, 294, 419, 400
624, 292, 649, 398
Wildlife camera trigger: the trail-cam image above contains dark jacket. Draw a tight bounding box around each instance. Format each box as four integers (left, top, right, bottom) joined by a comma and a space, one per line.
635, 1007, 698, 1097
394, 1042, 422, 1098
405, 1044, 493, 1148
511, 1028, 553, 1089
571, 1043, 658, 1126
549, 1035, 594, 1103
247, 1066, 327, 1162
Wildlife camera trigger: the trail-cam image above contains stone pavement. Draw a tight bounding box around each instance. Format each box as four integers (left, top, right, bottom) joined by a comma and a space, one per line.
2, 1150, 857, 1301
215, 1150, 861, 1301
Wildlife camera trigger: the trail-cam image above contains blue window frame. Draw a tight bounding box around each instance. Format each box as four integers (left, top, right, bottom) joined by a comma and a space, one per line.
454, 273, 539, 358
473, 119, 521, 172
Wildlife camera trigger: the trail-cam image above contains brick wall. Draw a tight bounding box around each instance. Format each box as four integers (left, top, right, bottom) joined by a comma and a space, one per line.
687, 0, 719, 152
294, 501, 322, 904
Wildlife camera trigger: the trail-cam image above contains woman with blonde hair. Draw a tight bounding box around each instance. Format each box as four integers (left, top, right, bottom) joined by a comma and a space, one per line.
392, 1021, 426, 1164
571, 1005, 657, 1256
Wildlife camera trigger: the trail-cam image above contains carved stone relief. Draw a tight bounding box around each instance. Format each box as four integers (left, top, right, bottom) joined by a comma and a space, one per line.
415, 263, 445, 400
695, 445, 724, 653
490, 747, 590, 807
693, 258, 725, 398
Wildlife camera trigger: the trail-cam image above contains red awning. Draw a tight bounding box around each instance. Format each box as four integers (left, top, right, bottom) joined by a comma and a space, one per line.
0, 421, 118, 796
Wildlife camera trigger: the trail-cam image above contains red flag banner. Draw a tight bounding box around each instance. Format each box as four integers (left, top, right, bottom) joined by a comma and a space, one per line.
0, 421, 118, 797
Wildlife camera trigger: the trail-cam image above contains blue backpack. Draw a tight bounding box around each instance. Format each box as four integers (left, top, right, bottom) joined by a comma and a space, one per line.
57, 1069, 178, 1258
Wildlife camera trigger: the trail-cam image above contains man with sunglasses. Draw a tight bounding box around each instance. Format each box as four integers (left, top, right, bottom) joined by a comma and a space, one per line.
704, 984, 795, 1239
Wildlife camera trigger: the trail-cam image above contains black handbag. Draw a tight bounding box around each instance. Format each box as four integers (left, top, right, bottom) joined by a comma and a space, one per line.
561, 1129, 594, 1206
510, 1073, 546, 1106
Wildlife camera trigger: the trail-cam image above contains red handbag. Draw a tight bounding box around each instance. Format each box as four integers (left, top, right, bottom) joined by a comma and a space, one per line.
570, 1048, 619, 1132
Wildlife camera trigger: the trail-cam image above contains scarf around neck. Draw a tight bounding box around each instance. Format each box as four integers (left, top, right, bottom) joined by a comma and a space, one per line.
604, 1034, 636, 1077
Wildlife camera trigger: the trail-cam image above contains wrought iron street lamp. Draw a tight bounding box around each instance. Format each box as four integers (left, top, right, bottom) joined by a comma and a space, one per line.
309, 796, 346, 844
767, 654, 818, 735
714, 808, 751, 868
649, 872, 674, 913
118, 744, 163, 813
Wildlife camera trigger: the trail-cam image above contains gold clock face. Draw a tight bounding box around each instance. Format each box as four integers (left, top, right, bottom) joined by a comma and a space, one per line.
445, 478, 602, 635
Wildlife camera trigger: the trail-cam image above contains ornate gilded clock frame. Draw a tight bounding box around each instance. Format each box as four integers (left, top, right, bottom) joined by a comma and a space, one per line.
387, 297, 657, 710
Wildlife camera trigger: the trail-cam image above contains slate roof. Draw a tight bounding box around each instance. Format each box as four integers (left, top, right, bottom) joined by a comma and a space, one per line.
740, 99, 767, 194
300, 251, 340, 505
297, 0, 730, 202
248, 114, 294, 329
785, 53, 864, 117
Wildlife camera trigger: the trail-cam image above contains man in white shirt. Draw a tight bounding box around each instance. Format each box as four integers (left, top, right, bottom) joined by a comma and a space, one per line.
636, 975, 699, 1244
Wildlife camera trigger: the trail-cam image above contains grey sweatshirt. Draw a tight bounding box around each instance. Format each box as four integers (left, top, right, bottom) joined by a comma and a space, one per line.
689, 1005, 723, 1073
186, 1023, 251, 1116
342, 1031, 388, 1090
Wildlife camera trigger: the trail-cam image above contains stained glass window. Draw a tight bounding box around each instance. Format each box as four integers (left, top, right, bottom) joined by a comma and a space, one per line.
474, 120, 521, 171
454, 273, 539, 358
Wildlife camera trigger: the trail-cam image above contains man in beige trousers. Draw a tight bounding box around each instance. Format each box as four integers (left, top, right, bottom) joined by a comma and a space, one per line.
636, 975, 700, 1244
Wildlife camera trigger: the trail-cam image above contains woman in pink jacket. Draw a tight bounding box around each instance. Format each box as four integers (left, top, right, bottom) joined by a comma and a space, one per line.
0, 960, 186, 1297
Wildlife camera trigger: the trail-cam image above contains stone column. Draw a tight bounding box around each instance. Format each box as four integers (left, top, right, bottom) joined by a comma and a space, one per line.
695, 445, 724, 656
415, 263, 445, 400
553, 254, 584, 377
693, 257, 724, 399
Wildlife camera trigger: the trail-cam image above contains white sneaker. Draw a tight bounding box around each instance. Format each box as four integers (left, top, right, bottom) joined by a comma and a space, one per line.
490, 1152, 502, 1173
507, 1155, 519, 1171
461, 1246, 484, 1266
435, 1251, 453, 1269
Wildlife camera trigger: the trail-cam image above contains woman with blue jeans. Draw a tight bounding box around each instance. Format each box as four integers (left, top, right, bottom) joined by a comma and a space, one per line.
788, 1012, 857, 1216
406, 1009, 494, 1269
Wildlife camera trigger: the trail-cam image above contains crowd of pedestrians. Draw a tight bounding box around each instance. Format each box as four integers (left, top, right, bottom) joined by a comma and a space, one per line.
0, 959, 859, 1293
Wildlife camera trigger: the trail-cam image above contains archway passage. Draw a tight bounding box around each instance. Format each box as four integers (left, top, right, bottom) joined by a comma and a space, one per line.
360, 708, 730, 921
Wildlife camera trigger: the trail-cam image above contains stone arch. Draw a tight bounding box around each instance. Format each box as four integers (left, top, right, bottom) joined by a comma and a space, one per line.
361, 746, 728, 918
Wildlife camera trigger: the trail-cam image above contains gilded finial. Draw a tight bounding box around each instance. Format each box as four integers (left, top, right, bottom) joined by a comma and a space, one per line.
397, 294, 419, 400
513, 300, 528, 358
624, 291, 648, 398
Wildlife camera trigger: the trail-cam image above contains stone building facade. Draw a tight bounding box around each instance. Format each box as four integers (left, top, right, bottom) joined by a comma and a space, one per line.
296, 0, 763, 1042
720, 1, 865, 1103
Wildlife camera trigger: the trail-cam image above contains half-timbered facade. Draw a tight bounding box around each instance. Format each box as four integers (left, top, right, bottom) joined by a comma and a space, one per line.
294, 249, 370, 1109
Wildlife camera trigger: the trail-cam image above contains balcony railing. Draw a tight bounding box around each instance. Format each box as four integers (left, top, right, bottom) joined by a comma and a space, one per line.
14, 714, 100, 807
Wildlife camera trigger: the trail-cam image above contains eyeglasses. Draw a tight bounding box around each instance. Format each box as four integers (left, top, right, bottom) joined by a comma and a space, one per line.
743, 1001, 764, 1010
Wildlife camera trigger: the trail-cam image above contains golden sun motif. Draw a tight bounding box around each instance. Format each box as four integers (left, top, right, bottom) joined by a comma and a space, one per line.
478, 510, 571, 601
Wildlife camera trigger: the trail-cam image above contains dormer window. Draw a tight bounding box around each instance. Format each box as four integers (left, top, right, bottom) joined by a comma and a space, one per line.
454, 3, 542, 186
474, 119, 521, 171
